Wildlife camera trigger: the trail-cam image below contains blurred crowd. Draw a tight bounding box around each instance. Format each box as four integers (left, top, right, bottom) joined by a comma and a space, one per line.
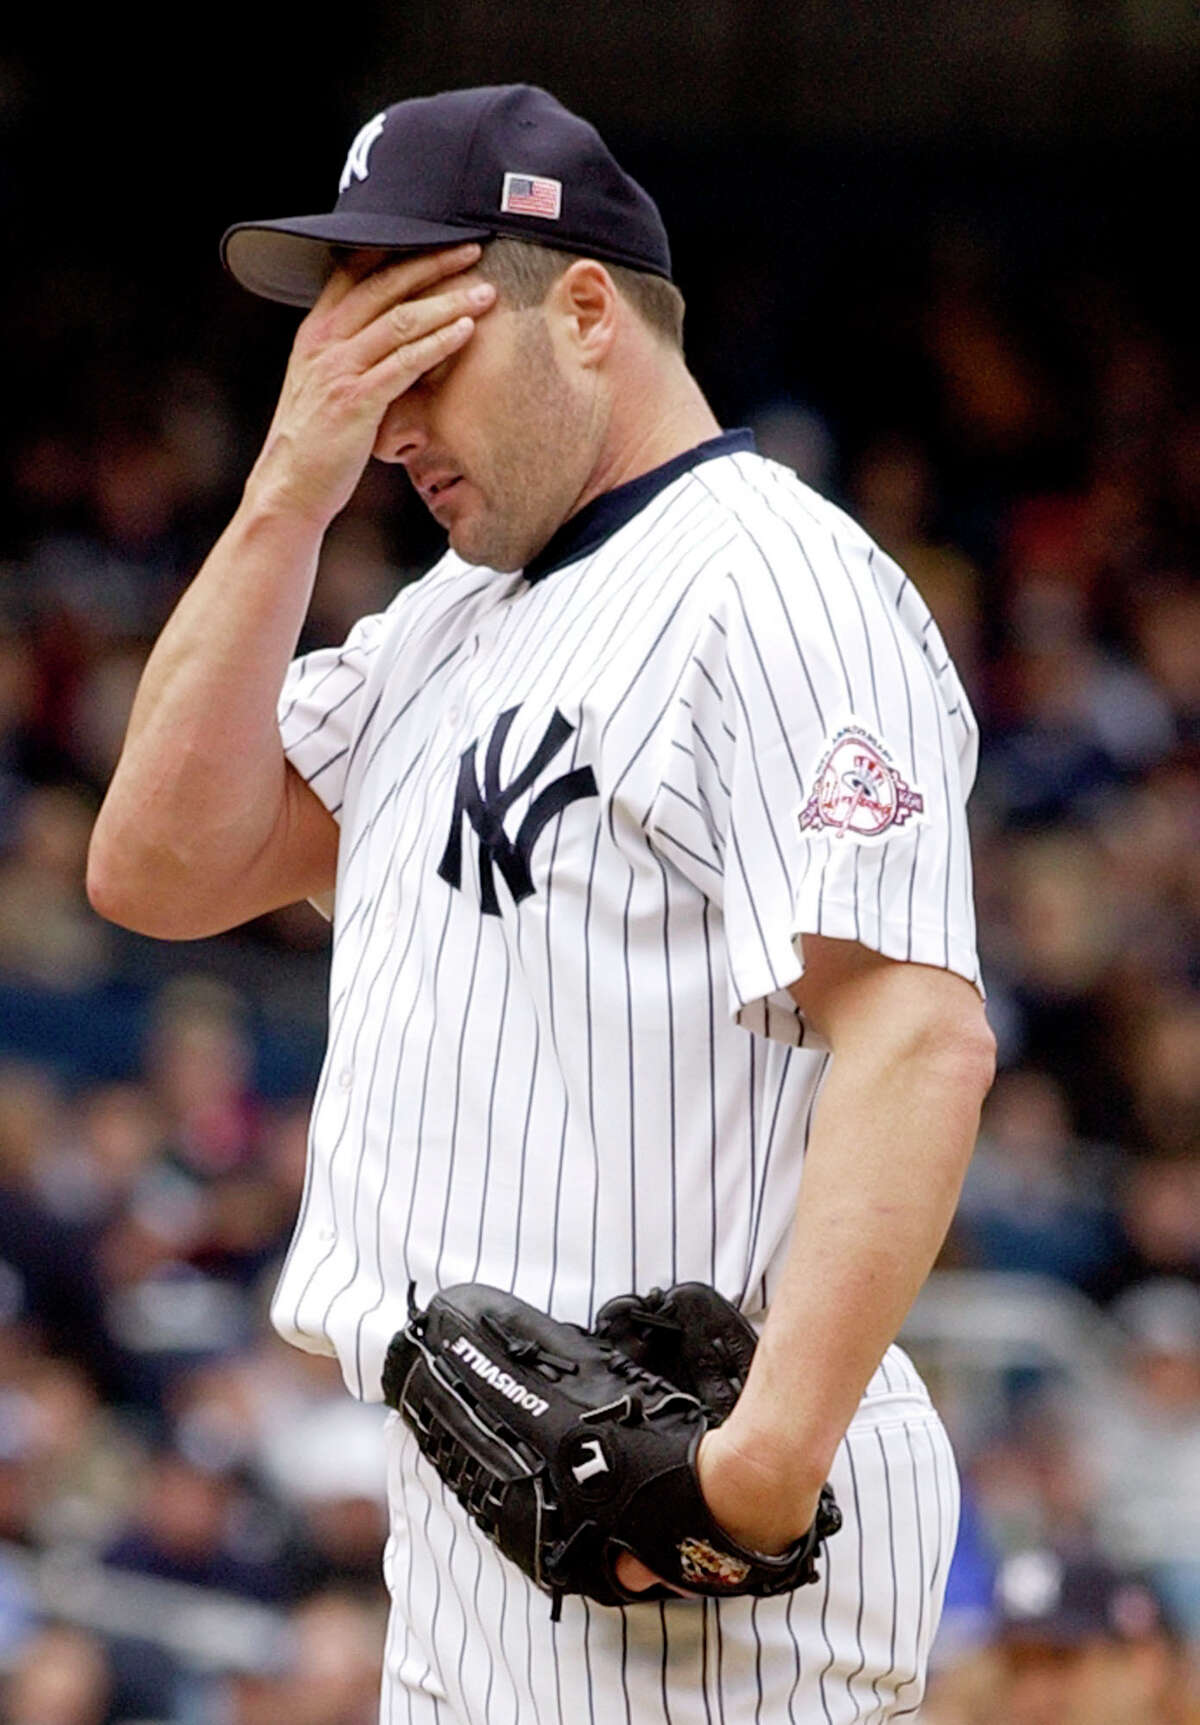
1, 196, 1197, 1721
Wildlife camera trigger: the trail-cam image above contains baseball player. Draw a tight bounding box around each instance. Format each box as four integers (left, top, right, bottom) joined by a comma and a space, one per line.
89, 85, 995, 1723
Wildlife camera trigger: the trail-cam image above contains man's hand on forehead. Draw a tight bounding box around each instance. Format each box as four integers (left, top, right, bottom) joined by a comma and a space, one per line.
316, 241, 491, 327
246, 243, 496, 531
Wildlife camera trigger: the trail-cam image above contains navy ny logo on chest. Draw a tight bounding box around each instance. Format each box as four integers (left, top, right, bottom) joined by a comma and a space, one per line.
438, 707, 598, 915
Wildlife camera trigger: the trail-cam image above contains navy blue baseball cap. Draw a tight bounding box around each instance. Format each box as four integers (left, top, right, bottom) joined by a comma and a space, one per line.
994, 1549, 1167, 1647
221, 84, 672, 308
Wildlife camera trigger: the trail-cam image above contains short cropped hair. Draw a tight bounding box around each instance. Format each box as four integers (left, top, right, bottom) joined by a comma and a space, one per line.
478, 237, 685, 350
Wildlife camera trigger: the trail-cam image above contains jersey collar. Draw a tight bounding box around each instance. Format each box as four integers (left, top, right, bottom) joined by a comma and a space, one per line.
522, 428, 755, 586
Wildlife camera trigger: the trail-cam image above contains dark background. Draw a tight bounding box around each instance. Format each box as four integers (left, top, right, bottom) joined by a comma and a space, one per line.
2, 2, 1195, 498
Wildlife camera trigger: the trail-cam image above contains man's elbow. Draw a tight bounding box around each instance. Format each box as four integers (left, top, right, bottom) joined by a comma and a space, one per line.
87, 823, 197, 940
919, 992, 997, 1105
87, 839, 154, 936
850, 961, 996, 1107
956, 1015, 996, 1105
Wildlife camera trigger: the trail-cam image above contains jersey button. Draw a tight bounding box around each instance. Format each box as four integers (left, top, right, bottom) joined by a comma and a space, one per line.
447, 705, 462, 726
338, 1068, 353, 1091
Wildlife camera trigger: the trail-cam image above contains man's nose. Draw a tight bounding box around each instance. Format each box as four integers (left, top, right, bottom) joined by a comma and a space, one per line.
373, 399, 429, 466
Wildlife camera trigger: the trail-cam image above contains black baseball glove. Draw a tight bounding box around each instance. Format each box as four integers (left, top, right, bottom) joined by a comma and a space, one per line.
382, 1281, 841, 1618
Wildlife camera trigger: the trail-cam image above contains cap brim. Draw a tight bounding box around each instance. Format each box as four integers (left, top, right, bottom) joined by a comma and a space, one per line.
999, 1612, 1097, 1647
221, 212, 495, 307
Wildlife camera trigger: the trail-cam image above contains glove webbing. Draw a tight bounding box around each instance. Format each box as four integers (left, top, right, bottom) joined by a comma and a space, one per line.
409, 1409, 509, 1530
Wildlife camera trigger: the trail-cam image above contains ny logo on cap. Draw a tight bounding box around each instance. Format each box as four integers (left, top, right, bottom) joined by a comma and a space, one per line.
339, 112, 387, 194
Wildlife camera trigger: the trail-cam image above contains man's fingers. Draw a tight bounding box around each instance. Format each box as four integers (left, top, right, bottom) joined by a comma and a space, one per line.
614, 1552, 660, 1592
318, 240, 479, 313
320, 242, 485, 335
613, 1551, 693, 1597
320, 245, 391, 302
350, 279, 495, 374
360, 313, 479, 402
252, 242, 488, 527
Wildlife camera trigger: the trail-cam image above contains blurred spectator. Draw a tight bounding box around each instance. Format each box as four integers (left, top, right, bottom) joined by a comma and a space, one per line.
219, 1668, 284, 1725
982, 623, 1132, 829
259, 1397, 390, 1596
1124, 995, 1200, 1161
34, 1083, 166, 1231
1, 1623, 112, 1725
101, 1445, 294, 1604
0, 1390, 38, 1547
1096, 757, 1200, 1009
923, 1545, 1192, 1725
0, 786, 110, 990
747, 400, 837, 495
955, 1070, 1122, 1292
0, 632, 39, 841
982, 831, 1134, 1140
0, 1063, 65, 1193
1070, 1280, 1200, 1639
965, 1400, 1095, 1559
65, 645, 148, 792
168, 1340, 352, 1476
210, 1590, 384, 1725
0, 1064, 127, 1400
992, 1547, 1181, 1725
931, 1484, 998, 1667
1098, 1155, 1200, 1301
166, 1340, 390, 1598
15, 398, 225, 651
144, 977, 261, 1182
922, 233, 1057, 465
850, 431, 986, 694
0, 1549, 37, 1670
1129, 580, 1200, 748
302, 517, 406, 651
3, 1355, 140, 1549
279, 1589, 386, 1725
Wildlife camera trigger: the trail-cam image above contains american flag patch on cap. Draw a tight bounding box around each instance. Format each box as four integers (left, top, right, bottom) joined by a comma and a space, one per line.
500, 172, 562, 220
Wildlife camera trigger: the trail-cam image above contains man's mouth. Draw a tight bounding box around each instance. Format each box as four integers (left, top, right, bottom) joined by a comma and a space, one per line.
416, 472, 462, 505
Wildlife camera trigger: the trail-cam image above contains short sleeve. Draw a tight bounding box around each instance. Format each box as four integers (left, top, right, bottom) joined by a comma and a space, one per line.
277, 611, 388, 822
649, 493, 981, 1047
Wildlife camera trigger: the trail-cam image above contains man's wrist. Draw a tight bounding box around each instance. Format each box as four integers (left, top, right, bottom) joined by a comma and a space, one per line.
697, 1423, 829, 1555
234, 467, 336, 556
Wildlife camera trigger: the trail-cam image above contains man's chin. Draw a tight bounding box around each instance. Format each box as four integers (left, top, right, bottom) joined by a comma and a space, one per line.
446, 519, 530, 575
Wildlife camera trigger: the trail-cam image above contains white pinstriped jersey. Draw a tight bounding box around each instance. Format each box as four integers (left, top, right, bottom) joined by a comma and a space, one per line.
273, 431, 981, 1409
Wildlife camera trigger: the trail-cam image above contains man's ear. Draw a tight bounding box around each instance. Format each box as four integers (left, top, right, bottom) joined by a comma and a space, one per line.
549, 259, 619, 368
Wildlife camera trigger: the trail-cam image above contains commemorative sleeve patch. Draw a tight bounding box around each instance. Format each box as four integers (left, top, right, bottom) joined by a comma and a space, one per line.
798, 720, 925, 844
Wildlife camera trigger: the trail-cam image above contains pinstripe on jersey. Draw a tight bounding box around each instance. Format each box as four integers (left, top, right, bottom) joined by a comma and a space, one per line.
274, 436, 980, 1408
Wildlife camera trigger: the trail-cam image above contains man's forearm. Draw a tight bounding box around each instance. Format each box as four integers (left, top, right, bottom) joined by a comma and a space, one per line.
699, 966, 994, 1551
88, 243, 495, 941
87, 488, 326, 935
